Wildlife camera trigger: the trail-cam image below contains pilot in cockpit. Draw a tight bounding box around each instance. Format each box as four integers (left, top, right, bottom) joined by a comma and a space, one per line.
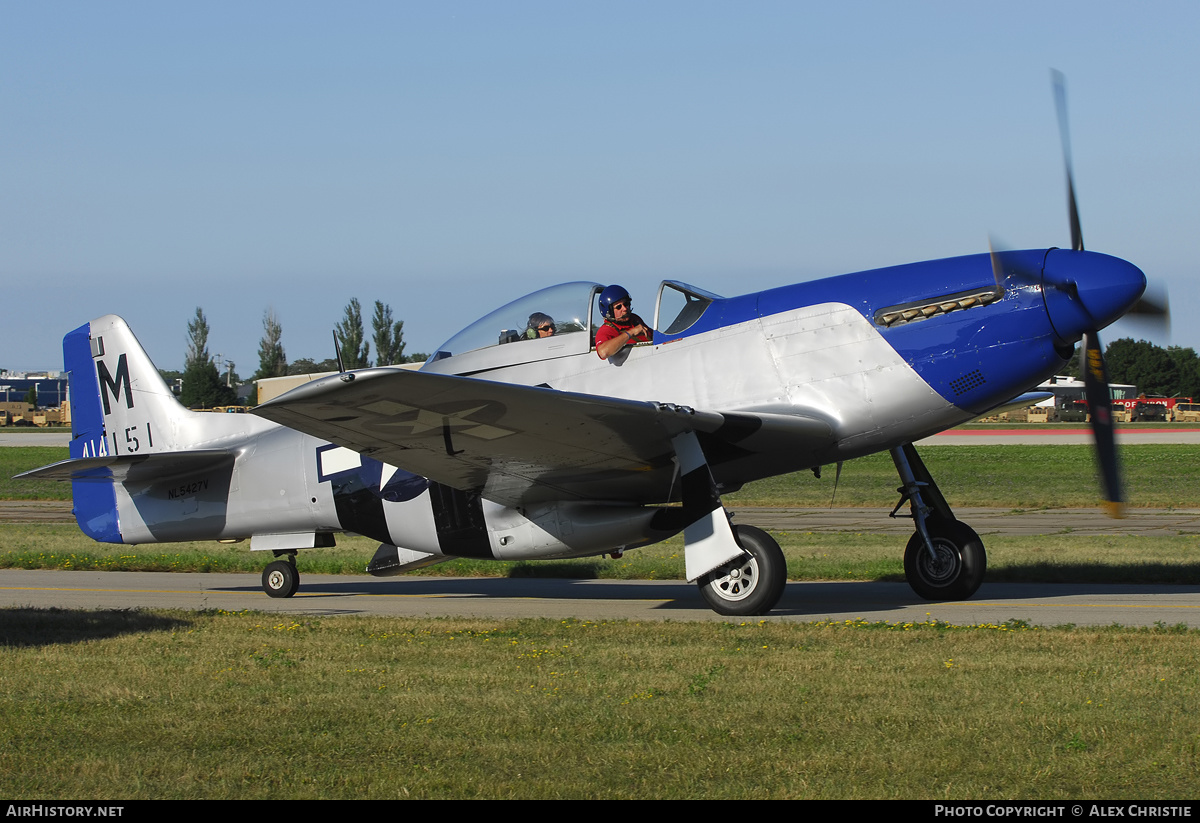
525, 312, 557, 339
595, 285, 651, 359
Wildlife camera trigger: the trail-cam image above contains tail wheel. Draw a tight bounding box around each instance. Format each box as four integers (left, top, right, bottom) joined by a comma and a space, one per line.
697, 524, 787, 616
903, 519, 986, 601
262, 559, 300, 598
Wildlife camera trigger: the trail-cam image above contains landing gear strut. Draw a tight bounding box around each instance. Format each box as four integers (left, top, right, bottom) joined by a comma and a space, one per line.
262, 553, 300, 598
697, 524, 787, 616
890, 444, 986, 601
671, 429, 787, 615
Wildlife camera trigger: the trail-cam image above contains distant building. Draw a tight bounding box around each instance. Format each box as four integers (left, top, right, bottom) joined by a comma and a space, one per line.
255, 372, 339, 405
0, 375, 69, 409
255, 364, 422, 405
1033, 375, 1137, 407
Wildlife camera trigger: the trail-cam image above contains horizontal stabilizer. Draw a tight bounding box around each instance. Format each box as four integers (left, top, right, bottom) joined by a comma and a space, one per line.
16, 449, 237, 484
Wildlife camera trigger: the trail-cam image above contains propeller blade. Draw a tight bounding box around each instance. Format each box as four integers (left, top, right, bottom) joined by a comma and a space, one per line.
987, 238, 1006, 291
987, 235, 1044, 290
1127, 291, 1171, 333
1052, 69, 1085, 252
994, 75, 1160, 518
1081, 330, 1123, 518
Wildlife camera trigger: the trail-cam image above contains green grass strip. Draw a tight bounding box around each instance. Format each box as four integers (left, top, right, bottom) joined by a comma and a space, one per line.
1, 609, 1197, 799
8, 444, 1200, 509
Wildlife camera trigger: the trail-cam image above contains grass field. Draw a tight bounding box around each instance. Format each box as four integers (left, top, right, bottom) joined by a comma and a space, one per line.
0, 447, 70, 501
2, 609, 1197, 799
722, 443, 1200, 509
4, 441, 1200, 799
7, 443, 1200, 508
11, 443, 1200, 508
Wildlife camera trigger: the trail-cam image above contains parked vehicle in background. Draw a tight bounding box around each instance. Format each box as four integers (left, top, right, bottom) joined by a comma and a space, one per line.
1173, 402, 1200, 423
1112, 396, 1184, 422
1130, 401, 1168, 422
1057, 399, 1090, 422
0, 404, 70, 427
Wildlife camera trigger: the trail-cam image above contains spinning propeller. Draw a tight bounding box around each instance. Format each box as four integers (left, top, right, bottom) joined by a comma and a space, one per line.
990, 72, 1169, 518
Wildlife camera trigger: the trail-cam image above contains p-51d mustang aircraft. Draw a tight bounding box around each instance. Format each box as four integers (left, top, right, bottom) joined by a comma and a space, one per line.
21, 75, 1166, 615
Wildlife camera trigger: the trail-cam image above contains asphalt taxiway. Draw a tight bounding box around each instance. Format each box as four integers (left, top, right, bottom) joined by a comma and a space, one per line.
1, 569, 1197, 627
5, 497, 1199, 628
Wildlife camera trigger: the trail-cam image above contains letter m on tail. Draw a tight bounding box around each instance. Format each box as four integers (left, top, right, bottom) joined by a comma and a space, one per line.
97, 353, 134, 415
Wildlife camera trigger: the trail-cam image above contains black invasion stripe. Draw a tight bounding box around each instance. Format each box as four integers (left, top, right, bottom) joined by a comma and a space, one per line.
330, 477, 391, 545
680, 464, 720, 527
428, 482, 493, 558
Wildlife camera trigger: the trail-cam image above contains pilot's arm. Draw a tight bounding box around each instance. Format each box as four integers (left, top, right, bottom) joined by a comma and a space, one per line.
596, 323, 649, 359
596, 328, 633, 359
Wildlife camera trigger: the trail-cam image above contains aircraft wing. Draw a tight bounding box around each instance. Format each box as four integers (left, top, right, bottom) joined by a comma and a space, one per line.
253, 368, 833, 508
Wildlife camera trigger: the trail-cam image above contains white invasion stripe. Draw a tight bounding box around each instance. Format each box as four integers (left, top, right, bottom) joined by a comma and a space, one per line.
320, 446, 361, 475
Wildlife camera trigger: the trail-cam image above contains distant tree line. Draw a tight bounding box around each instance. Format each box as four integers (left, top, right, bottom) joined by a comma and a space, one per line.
331, 298, 424, 369
163, 301, 429, 408
180, 308, 239, 409
1103, 339, 1200, 398
1062, 339, 1200, 398
254, 308, 286, 380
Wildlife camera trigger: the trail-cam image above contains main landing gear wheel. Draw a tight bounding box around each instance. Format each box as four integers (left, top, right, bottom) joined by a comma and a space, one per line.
904, 519, 986, 601
698, 525, 787, 616
262, 559, 300, 598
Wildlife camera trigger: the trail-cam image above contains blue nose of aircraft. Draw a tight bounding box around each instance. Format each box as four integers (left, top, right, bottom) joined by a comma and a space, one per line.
1041, 249, 1147, 343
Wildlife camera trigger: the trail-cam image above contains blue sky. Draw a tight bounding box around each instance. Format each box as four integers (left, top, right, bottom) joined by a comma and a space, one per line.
3, 1, 1196, 375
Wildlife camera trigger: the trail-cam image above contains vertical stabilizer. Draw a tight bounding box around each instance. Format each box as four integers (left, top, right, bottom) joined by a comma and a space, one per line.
63, 315, 199, 541
82, 315, 192, 455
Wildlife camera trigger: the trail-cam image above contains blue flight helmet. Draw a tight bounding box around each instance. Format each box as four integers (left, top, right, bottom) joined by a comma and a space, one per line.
599, 285, 632, 321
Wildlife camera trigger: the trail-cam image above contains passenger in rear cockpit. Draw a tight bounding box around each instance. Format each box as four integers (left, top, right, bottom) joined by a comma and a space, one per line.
525, 312, 557, 339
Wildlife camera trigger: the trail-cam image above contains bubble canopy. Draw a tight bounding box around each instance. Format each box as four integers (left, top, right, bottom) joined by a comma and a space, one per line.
430, 282, 601, 360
